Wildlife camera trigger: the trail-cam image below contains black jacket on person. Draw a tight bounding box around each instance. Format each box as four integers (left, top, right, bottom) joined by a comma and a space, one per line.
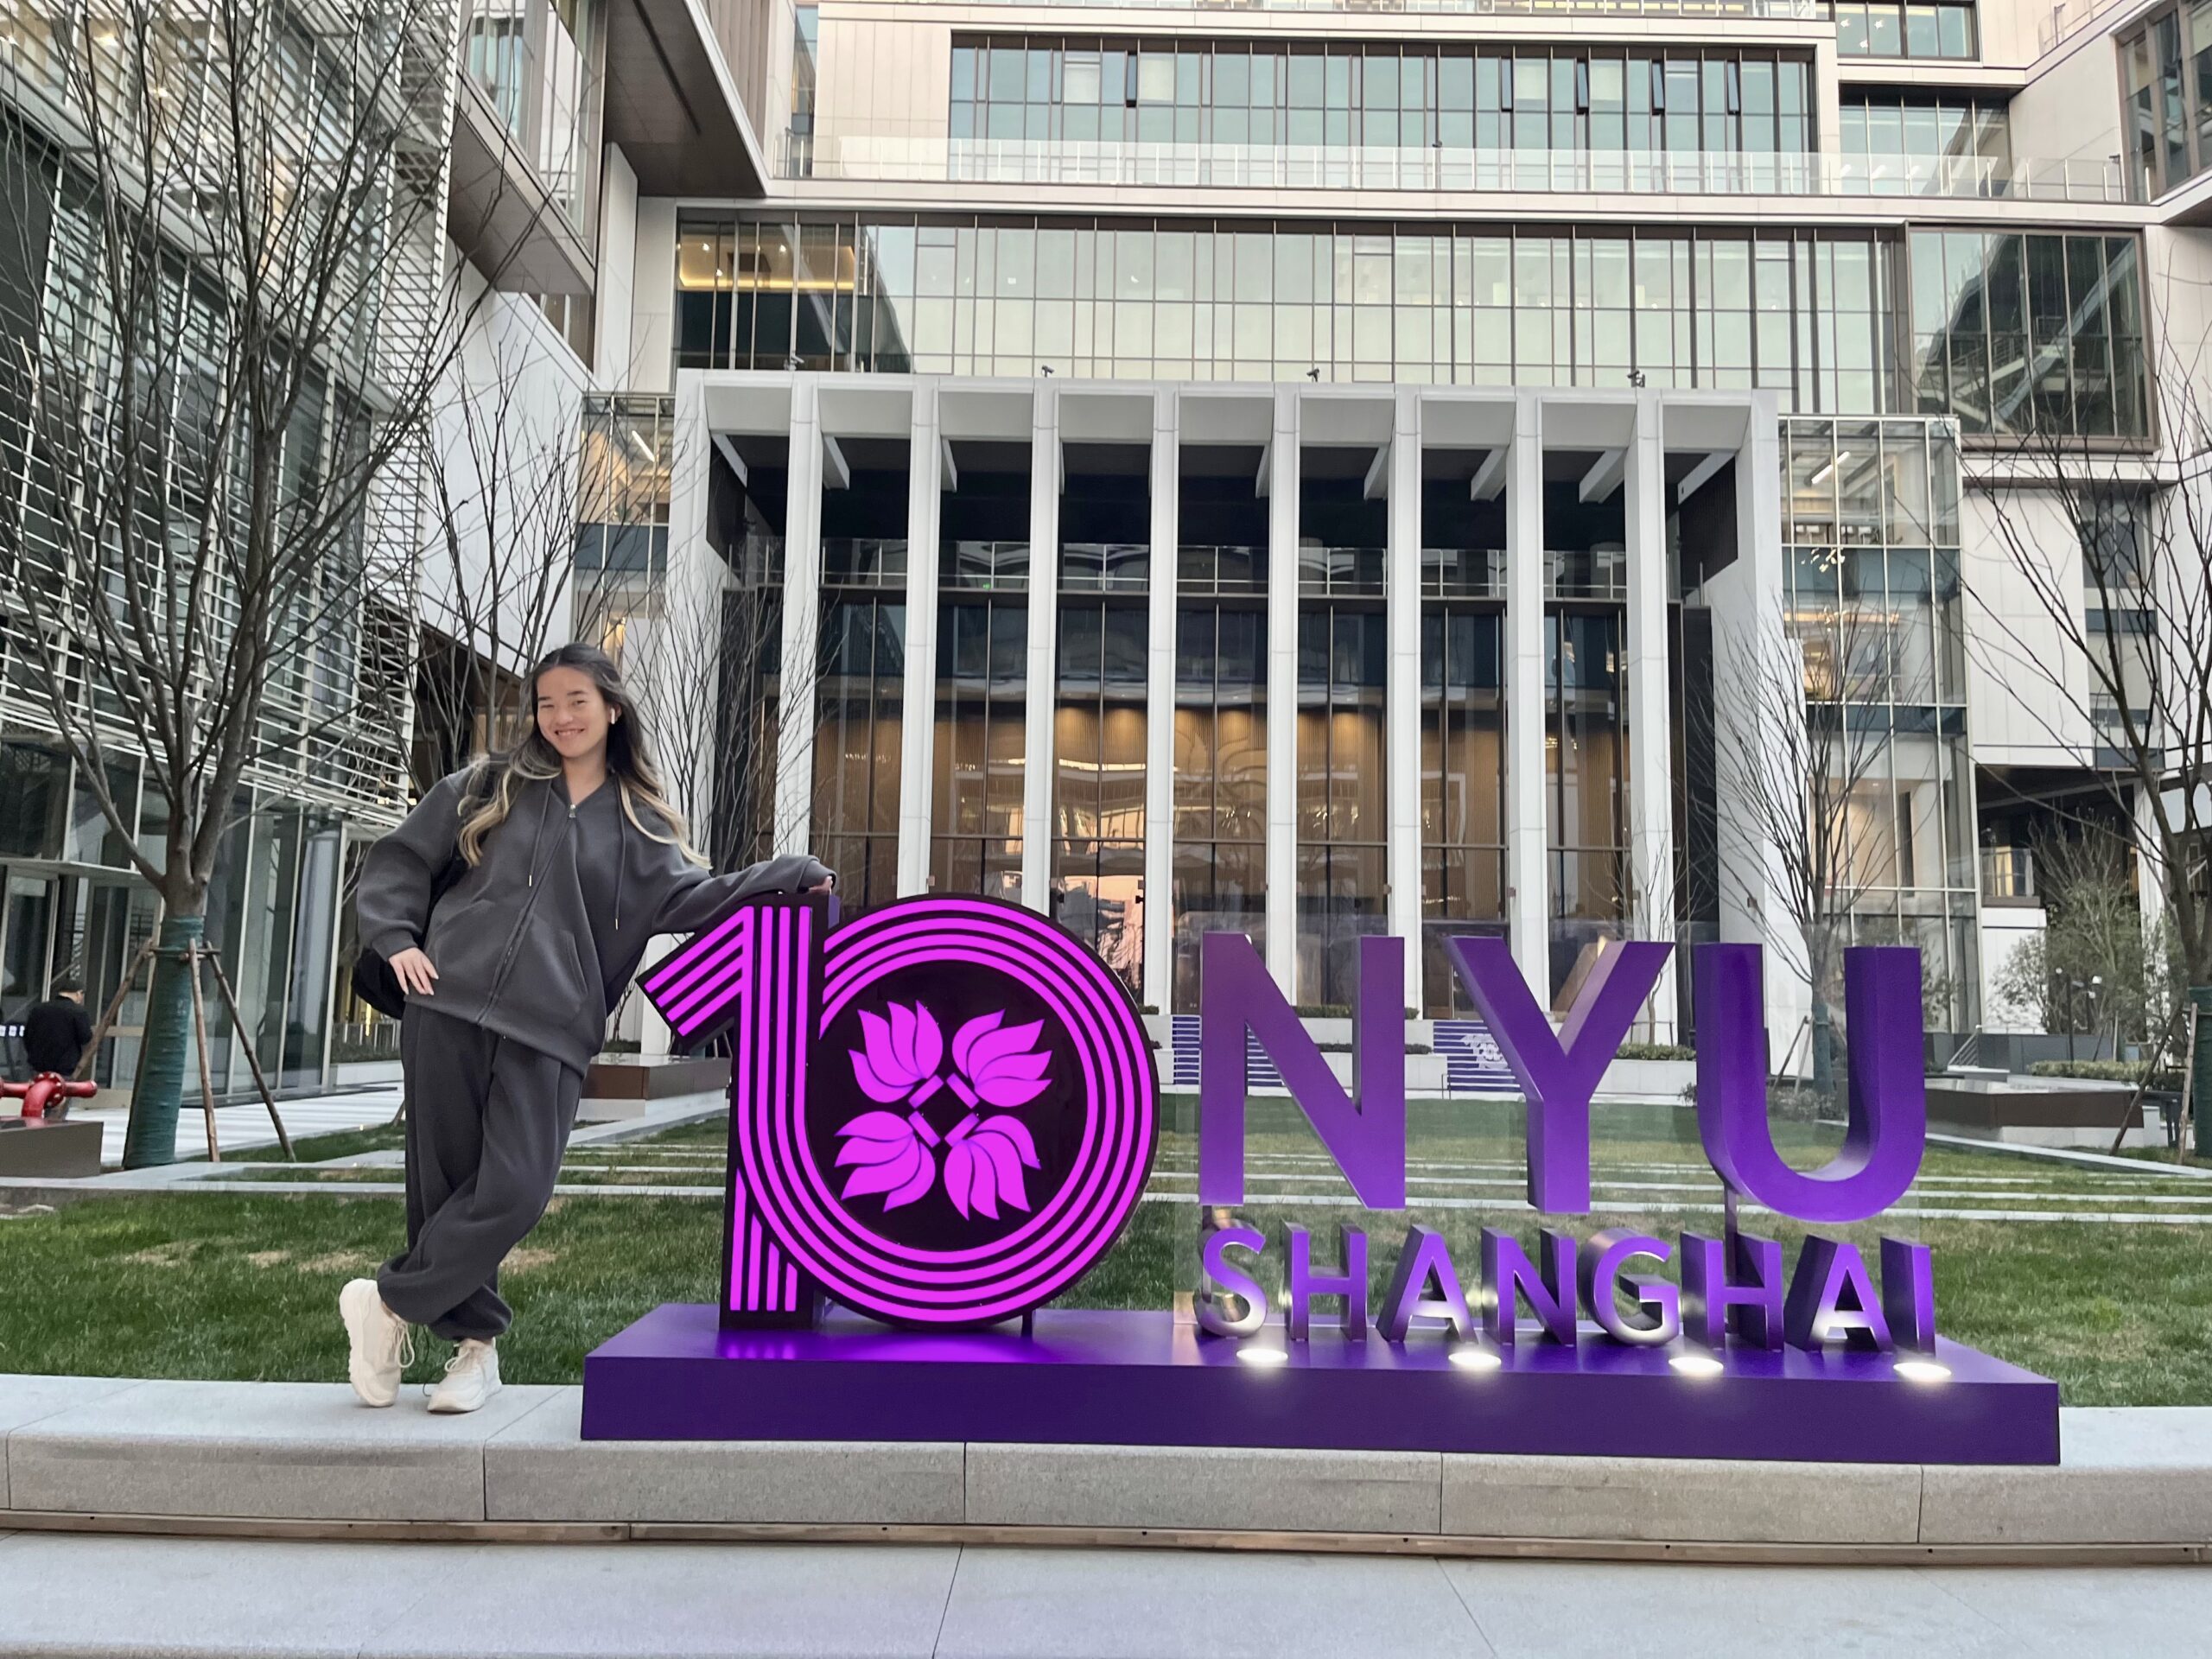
22, 997, 92, 1077
354, 766, 830, 1076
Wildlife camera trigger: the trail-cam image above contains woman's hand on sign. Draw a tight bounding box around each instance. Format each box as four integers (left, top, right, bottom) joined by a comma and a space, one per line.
389, 947, 438, 997
805, 873, 836, 895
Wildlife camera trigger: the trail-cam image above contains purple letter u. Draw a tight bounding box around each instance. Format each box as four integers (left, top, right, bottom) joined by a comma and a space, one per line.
1694, 944, 1924, 1224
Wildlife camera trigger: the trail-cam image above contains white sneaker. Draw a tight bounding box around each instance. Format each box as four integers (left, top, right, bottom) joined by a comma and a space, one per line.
427, 1338, 500, 1414
339, 1279, 414, 1408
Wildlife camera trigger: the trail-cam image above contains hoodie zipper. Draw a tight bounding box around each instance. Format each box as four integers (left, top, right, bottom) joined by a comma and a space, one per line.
486, 788, 563, 1006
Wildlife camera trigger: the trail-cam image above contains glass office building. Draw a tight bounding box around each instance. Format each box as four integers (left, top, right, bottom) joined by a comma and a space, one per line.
604, 0, 2202, 1047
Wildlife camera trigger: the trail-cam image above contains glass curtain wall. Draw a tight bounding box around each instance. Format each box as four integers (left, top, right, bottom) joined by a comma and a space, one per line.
1295, 607, 1387, 1011
811, 579, 905, 917
1835, 92, 2010, 192
1419, 606, 1507, 1015
461, 0, 601, 234
1783, 417, 1977, 1033
1171, 602, 1267, 1014
952, 37, 1812, 160
1052, 602, 1147, 995
2123, 3, 2212, 199
675, 213, 1901, 413
1834, 2, 1977, 59
1909, 231, 2150, 438
932, 598, 1027, 901
1545, 609, 1629, 1006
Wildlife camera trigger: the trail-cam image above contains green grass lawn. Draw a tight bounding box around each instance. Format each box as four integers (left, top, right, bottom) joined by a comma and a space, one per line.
1, 1098, 2207, 1405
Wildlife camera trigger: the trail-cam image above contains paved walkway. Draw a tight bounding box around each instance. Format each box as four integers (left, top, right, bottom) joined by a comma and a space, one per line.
74, 1084, 407, 1167
0, 1534, 2206, 1656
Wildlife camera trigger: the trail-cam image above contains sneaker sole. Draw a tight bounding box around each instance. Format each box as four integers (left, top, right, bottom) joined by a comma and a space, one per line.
340, 1281, 402, 1408
426, 1382, 499, 1415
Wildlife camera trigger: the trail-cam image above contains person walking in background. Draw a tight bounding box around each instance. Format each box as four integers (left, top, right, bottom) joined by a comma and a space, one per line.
344, 643, 833, 1414
22, 973, 93, 1083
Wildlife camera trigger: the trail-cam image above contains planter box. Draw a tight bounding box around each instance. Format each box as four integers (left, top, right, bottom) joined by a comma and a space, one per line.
576, 1054, 733, 1123
583, 1055, 732, 1100
0, 1119, 103, 1178
334, 1060, 403, 1087
1927, 1076, 2147, 1149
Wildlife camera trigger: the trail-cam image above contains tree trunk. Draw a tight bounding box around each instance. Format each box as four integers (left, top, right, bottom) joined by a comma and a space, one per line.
120, 911, 208, 1169
1810, 999, 1834, 1098
2192, 986, 2212, 1160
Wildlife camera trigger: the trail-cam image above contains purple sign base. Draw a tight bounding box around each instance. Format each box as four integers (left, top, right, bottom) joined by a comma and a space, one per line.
582, 1303, 2058, 1465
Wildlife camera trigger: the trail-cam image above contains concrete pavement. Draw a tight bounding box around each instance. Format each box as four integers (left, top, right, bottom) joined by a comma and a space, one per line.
1, 1533, 2209, 1657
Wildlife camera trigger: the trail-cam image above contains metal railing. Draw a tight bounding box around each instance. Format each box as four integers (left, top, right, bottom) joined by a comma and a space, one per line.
778, 134, 2134, 203
1423, 547, 1505, 598
821, 537, 907, 585
1178, 544, 1268, 594
1299, 543, 1387, 594
2037, 0, 2134, 55
1060, 542, 1151, 591
942, 539, 1032, 589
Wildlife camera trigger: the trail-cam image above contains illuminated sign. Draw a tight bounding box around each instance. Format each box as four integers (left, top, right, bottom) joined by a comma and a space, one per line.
599, 894, 2054, 1464
1192, 931, 1936, 1355
639, 894, 1157, 1327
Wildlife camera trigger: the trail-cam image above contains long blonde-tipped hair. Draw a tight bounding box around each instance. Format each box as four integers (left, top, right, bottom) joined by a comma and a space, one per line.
456, 644, 706, 868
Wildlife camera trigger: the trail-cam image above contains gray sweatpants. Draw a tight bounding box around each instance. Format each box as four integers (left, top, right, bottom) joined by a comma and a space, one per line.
377, 1007, 582, 1342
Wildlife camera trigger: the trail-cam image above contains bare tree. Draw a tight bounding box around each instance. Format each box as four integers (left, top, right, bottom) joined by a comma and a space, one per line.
1990, 823, 2165, 1049
575, 526, 795, 872
413, 323, 594, 784
0, 2, 474, 1164
1969, 350, 2212, 1149
1708, 597, 1898, 1094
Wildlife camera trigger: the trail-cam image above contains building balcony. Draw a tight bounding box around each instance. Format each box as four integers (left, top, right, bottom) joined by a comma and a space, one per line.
1061, 543, 1151, 592
943, 540, 1032, 590
1179, 545, 1268, 595
1299, 544, 1386, 596
822, 537, 907, 586
774, 135, 2133, 205
1422, 548, 1506, 600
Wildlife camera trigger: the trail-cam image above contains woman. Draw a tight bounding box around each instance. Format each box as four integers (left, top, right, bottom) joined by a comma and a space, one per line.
345, 644, 832, 1412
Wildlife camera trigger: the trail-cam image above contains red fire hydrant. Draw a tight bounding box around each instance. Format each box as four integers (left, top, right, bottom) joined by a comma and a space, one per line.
2, 1074, 99, 1123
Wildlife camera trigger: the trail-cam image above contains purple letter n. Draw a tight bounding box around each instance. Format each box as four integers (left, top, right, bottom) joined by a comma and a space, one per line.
1198, 932, 1405, 1210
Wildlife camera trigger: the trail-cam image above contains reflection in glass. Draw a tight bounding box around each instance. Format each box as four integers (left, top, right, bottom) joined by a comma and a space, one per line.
1054, 603, 1147, 996
1173, 605, 1265, 1013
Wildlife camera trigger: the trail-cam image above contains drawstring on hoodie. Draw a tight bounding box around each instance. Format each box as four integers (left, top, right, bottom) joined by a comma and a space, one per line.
542, 776, 628, 931
611, 785, 627, 933
525, 789, 555, 887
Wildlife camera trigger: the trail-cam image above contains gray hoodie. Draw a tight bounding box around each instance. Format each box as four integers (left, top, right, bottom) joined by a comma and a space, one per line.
356, 766, 830, 1075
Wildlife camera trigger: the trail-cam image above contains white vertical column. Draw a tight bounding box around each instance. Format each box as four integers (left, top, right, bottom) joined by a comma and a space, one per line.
1143, 388, 1180, 1007
1624, 391, 1677, 1042
896, 381, 943, 896
1264, 387, 1300, 994
1020, 382, 1061, 912
774, 377, 823, 855
1385, 391, 1424, 980
1723, 391, 1799, 1028
1504, 393, 1550, 1001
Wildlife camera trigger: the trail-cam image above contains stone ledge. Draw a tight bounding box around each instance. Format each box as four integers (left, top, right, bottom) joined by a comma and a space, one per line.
7, 1378, 2211, 1553
6, 1379, 563, 1522
1921, 1407, 2212, 1544
966, 1443, 1441, 1534
1442, 1452, 1922, 1544
486, 1389, 964, 1524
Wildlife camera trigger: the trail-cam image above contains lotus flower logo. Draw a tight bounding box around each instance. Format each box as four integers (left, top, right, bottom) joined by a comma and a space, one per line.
836, 1002, 1049, 1221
